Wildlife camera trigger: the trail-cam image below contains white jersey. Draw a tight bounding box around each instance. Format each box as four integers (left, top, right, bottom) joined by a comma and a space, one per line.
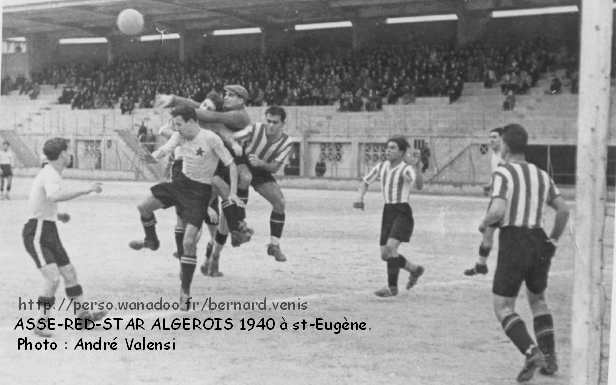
363, 160, 416, 204
0, 149, 14, 166
152, 129, 233, 184
27, 164, 61, 221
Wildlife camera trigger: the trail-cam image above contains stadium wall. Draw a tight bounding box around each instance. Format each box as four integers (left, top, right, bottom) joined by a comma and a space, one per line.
7, 94, 616, 185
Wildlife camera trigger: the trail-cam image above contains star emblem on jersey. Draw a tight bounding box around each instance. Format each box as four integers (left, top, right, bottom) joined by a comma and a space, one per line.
196, 147, 204, 156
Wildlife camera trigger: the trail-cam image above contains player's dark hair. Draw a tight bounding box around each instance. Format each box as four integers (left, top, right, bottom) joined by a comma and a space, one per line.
2, 141, 9, 146
387, 136, 410, 153
502, 124, 528, 154
43, 137, 68, 161
490, 127, 503, 136
171, 105, 197, 122
265, 106, 287, 122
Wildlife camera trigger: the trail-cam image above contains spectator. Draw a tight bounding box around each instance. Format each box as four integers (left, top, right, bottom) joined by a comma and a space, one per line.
503, 90, 516, 111
549, 77, 562, 94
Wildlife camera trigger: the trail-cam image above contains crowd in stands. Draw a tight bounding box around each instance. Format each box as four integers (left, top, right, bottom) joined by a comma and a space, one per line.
1, 75, 41, 99
5, 37, 572, 112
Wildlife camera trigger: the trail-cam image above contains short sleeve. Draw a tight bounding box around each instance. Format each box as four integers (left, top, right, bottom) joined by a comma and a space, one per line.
403, 165, 416, 182
209, 133, 233, 166
491, 171, 508, 200
274, 141, 293, 163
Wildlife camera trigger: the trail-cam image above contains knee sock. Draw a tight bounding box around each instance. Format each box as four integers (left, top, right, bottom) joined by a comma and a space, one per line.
270, 212, 285, 244
221, 200, 240, 232
237, 188, 249, 221
174, 227, 184, 256
386, 258, 400, 289
533, 314, 555, 354
141, 214, 158, 241
502, 313, 536, 355
180, 255, 197, 294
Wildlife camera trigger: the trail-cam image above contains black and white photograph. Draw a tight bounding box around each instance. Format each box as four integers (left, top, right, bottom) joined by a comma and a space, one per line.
0, 0, 614, 384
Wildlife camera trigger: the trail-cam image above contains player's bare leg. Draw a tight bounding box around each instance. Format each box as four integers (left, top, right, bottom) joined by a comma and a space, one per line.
179, 223, 200, 311
34, 264, 61, 337
464, 227, 494, 276
374, 238, 424, 297
236, 164, 252, 221
129, 195, 165, 251
254, 181, 287, 262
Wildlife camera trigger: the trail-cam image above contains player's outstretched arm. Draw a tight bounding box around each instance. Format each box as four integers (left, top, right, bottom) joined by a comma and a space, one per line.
48, 183, 102, 203
151, 132, 180, 160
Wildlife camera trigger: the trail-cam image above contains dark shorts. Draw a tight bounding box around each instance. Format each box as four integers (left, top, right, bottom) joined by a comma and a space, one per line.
151, 173, 212, 228
249, 165, 276, 187
380, 203, 414, 246
23, 219, 70, 268
171, 159, 183, 217
1, 164, 12, 177
214, 160, 231, 185
492, 227, 553, 297
171, 159, 183, 182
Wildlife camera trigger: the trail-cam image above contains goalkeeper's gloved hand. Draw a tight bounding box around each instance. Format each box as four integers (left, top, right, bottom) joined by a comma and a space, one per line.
353, 201, 365, 210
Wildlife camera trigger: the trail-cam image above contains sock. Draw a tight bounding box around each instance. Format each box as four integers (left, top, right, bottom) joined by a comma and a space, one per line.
6, 180, 10, 191
221, 200, 240, 232
394, 255, 408, 269
180, 255, 197, 294
174, 227, 184, 256
141, 214, 158, 241
386, 258, 400, 289
237, 188, 249, 221
533, 314, 555, 354
270, 212, 285, 240
0, 178, 4, 192
65, 284, 84, 314
501, 313, 536, 355
215, 231, 228, 246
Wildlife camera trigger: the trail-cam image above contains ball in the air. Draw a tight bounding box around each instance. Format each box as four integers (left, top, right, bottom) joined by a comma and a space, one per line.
117, 9, 144, 35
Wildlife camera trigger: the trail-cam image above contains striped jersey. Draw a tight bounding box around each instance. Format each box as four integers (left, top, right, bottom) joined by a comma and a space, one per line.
491, 162, 560, 228
363, 161, 416, 204
234, 122, 294, 164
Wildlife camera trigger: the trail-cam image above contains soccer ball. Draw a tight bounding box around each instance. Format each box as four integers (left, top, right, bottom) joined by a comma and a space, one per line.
116, 9, 144, 35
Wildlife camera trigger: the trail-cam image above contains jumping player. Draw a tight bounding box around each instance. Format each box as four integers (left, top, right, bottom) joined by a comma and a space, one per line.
353, 136, 425, 297
0, 141, 14, 199
22, 137, 106, 337
129, 106, 239, 309
220, 105, 294, 264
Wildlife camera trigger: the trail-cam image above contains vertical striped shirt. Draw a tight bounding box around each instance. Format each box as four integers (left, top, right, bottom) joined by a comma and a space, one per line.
235, 122, 294, 164
491, 162, 560, 228
363, 161, 416, 204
